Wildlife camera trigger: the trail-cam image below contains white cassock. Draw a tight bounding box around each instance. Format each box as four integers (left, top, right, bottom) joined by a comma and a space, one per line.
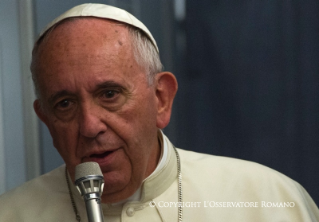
0, 132, 318, 221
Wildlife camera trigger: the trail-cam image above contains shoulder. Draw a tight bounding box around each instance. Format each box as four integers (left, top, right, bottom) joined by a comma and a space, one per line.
177, 148, 317, 203
0, 165, 68, 220
173, 148, 319, 221
0, 165, 66, 199
177, 148, 293, 183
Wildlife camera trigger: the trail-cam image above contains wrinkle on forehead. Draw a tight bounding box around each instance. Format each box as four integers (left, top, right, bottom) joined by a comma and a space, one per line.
34, 18, 137, 78
38, 18, 132, 55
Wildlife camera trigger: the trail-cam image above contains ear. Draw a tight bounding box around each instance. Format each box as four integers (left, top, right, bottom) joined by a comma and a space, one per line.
33, 99, 49, 125
155, 72, 178, 129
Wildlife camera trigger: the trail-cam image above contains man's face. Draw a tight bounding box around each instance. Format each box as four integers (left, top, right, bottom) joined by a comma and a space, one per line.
33, 19, 161, 203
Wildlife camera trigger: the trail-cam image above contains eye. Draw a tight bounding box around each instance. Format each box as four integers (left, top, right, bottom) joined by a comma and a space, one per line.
54, 99, 75, 111
103, 90, 118, 98
58, 99, 70, 108
101, 90, 120, 100
98, 88, 127, 111
53, 98, 77, 121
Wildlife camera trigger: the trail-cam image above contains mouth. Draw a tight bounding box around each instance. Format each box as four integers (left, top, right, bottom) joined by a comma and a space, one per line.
89, 151, 113, 159
83, 149, 119, 166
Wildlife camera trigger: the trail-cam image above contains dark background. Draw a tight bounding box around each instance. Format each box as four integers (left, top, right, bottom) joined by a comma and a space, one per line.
168, 0, 319, 205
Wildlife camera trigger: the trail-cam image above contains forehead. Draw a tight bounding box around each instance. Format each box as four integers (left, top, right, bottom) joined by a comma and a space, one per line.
34, 18, 145, 99
37, 18, 132, 58
36, 17, 135, 71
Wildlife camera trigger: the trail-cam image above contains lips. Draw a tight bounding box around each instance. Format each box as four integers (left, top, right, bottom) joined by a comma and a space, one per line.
90, 151, 113, 159
83, 149, 119, 166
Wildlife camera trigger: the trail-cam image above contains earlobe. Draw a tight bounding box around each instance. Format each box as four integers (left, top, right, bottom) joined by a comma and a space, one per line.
155, 72, 178, 129
33, 99, 48, 124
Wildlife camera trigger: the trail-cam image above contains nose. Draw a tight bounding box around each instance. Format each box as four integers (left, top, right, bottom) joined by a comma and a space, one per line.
79, 101, 107, 138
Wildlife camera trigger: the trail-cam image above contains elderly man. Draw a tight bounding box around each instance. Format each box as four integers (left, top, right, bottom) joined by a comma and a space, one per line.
0, 3, 318, 222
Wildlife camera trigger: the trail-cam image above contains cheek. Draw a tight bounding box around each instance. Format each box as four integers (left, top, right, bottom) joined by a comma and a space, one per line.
47, 120, 79, 158
117, 96, 158, 158
126, 92, 157, 123
115, 102, 157, 147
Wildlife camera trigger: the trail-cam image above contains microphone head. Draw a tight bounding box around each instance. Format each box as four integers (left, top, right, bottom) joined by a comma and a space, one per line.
75, 162, 103, 181
75, 162, 104, 198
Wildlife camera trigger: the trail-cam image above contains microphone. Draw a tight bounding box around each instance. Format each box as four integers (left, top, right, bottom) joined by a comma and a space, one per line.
75, 162, 105, 222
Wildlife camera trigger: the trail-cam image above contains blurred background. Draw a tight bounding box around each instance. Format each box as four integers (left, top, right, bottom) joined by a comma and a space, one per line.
0, 0, 318, 205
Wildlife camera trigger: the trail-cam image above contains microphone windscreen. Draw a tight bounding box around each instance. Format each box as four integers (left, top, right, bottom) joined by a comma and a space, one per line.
75, 162, 103, 181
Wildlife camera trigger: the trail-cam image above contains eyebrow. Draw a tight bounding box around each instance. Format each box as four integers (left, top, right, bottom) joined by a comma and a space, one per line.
93, 81, 127, 95
95, 81, 125, 90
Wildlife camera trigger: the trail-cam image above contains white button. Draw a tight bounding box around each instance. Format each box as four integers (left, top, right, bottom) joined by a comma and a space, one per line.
126, 207, 135, 217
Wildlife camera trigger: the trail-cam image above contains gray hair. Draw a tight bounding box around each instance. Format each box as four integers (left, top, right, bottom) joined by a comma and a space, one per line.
30, 18, 163, 100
